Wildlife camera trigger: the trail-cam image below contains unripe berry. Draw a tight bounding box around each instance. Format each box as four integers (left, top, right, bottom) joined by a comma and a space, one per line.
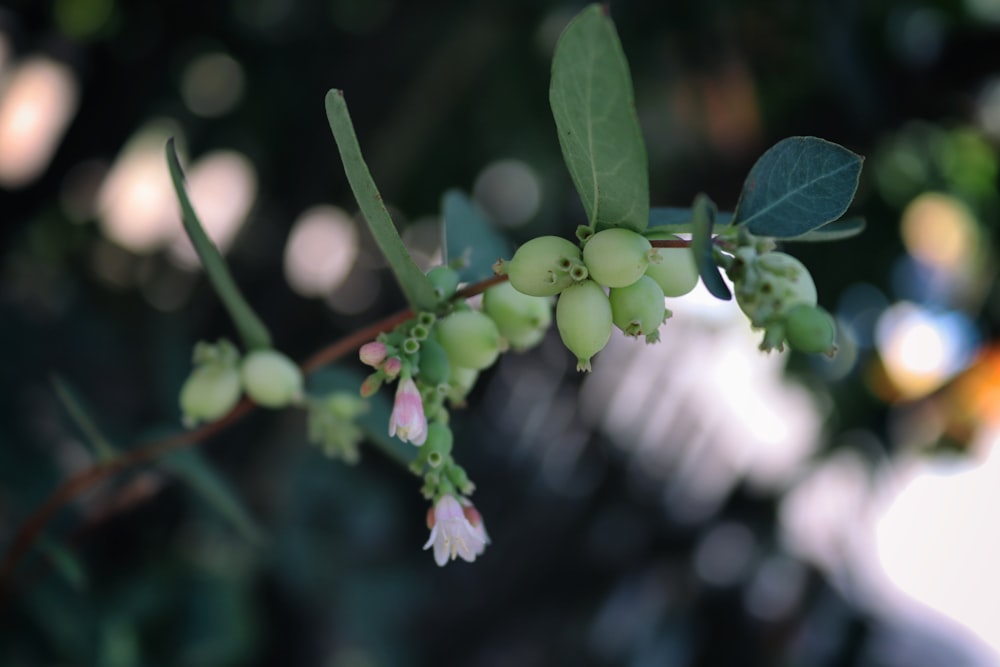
417, 336, 451, 387
556, 279, 612, 372
609, 276, 667, 342
482, 281, 553, 351
427, 265, 460, 300
735, 252, 817, 327
241, 349, 304, 408
423, 422, 454, 468
179, 364, 242, 427
645, 234, 699, 297
784, 304, 837, 355
435, 310, 501, 371
583, 228, 653, 288
504, 236, 581, 297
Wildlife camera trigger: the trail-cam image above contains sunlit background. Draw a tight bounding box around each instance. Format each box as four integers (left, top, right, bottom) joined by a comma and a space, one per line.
2, 0, 1000, 665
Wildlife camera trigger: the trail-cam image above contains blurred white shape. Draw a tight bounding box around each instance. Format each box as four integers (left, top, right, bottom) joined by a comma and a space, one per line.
900, 192, 977, 272
473, 159, 542, 228
876, 302, 969, 398
0, 57, 79, 188
168, 150, 256, 269
97, 121, 181, 253
180, 52, 245, 118
875, 436, 1000, 657
284, 205, 359, 297
694, 522, 755, 586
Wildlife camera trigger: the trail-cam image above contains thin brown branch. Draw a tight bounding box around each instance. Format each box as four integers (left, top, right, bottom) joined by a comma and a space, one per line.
650, 239, 692, 248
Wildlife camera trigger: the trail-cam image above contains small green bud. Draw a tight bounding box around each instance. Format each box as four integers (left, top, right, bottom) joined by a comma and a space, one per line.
426, 265, 461, 301
435, 310, 501, 371
644, 234, 699, 297
556, 279, 612, 372
241, 349, 304, 408
417, 336, 451, 387
582, 228, 652, 288
482, 281, 553, 352
504, 235, 581, 297
784, 304, 838, 355
179, 364, 242, 428
609, 276, 667, 342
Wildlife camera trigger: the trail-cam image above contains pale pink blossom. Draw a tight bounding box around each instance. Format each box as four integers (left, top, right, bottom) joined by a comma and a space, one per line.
388, 377, 427, 445
423, 495, 489, 566
382, 356, 402, 379
359, 341, 387, 367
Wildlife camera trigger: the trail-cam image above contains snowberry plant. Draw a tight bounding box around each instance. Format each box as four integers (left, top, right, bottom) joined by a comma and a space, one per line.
2, 4, 864, 581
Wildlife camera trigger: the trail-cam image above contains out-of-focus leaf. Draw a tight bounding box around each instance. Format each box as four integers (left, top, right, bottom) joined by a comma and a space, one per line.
51, 374, 116, 461
732, 136, 863, 237
160, 449, 263, 545
324, 90, 439, 311
165, 139, 272, 351
550, 4, 648, 232
442, 189, 512, 282
38, 536, 88, 591
691, 194, 731, 300
648, 207, 734, 233
780, 216, 866, 242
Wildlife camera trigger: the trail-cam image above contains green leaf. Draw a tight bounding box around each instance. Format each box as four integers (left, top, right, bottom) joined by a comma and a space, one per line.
38, 536, 88, 591
324, 90, 439, 311
690, 194, 731, 300
165, 139, 272, 351
550, 4, 649, 233
442, 189, 512, 282
51, 375, 116, 462
648, 207, 734, 233
781, 216, 866, 242
160, 449, 264, 545
732, 136, 863, 237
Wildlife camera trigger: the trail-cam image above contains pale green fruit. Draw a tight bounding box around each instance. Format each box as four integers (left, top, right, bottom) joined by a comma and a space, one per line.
179, 364, 242, 427
435, 310, 501, 371
417, 336, 451, 387
784, 304, 837, 355
556, 280, 612, 372
583, 227, 653, 288
241, 349, 304, 408
482, 281, 553, 351
505, 235, 581, 297
610, 276, 667, 342
426, 265, 460, 300
645, 234, 699, 297
735, 252, 817, 327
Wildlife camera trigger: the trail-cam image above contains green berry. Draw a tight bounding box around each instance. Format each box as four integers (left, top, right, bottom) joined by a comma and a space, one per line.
435, 310, 501, 371
504, 235, 581, 297
583, 228, 652, 288
417, 336, 451, 387
241, 349, 304, 408
423, 422, 454, 468
556, 279, 612, 372
179, 364, 242, 427
735, 252, 817, 327
447, 365, 479, 405
609, 276, 667, 342
644, 234, 699, 297
482, 281, 553, 351
784, 304, 837, 355
427, 265, 460, 300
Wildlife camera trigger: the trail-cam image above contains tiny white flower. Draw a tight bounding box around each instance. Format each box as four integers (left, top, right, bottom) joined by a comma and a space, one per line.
423, 495, 489, 566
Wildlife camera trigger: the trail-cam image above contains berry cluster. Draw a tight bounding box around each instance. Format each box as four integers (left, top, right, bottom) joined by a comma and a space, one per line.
497, 227, 700, 371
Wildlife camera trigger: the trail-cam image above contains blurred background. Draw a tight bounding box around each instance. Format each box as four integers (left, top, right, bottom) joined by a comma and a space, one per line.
2, 0, 1000, 665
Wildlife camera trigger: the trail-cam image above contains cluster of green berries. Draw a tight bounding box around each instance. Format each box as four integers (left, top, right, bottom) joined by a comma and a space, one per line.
726, 246, 837, 356
497, 227, 700, 371
179, 339, 304, 427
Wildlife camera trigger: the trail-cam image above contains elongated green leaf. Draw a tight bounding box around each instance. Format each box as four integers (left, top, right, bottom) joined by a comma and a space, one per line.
691, 194, 731, 300
782, 216, 866, 242
38, 536, 88, 591
51, 375, 116, 461
732, 136, 863, 237
166, 140, 272, 351
160, 449, 264, 545
648, 207, 734, 233
442, 189, 512, 282
324, 90, 438, 311
550, 4, 648, 232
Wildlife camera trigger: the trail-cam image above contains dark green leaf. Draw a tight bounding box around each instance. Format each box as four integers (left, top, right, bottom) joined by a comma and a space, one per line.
550, 4, 649, 232
732, 136, 863, 237
160, 449, 264, 545
165, 139, 272, 351
691, 194, 731, 300
324, 90, 439, 311
781, 216, 866, 242
51, 375, 116, 461
38, 536, 88, 591
442, 189, 512, 282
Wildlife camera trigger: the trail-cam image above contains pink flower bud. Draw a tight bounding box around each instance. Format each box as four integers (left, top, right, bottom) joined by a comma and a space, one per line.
359, 341, 387, 367
382, 356, 402, 379
360, 373, 382, 398
388, 377, 427, 445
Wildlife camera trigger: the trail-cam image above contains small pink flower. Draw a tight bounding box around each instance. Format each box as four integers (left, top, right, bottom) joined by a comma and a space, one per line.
423, 495, 489, 566
382, 356, 402, 379
359, 341, 387, 367
388, 377, 427, 445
